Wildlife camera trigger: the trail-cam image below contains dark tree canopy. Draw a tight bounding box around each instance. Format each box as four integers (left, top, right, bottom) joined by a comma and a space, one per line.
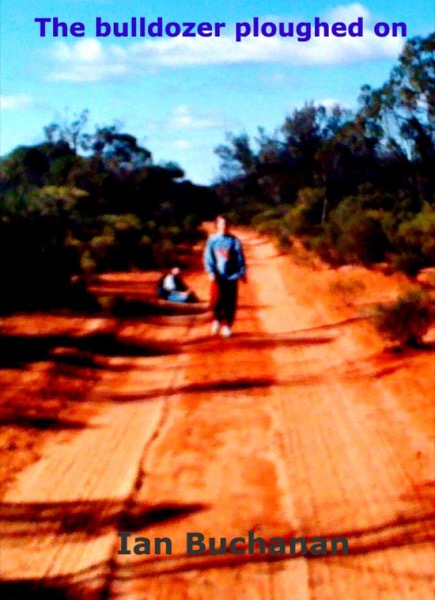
0, 115, 221, 313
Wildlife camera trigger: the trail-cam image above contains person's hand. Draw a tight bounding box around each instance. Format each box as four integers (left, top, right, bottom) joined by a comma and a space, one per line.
208, 273, 216, 281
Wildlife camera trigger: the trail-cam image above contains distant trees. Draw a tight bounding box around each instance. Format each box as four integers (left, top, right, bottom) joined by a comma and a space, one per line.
214, 33, 435, 274
0, 116, 221, 313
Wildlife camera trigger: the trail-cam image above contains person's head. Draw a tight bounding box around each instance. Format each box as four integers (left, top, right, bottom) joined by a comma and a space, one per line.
216, 214, 230, 235
170, 264, 181, 276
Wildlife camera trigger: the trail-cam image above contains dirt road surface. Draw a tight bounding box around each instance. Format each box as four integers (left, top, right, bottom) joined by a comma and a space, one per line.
0, 230, 434, 599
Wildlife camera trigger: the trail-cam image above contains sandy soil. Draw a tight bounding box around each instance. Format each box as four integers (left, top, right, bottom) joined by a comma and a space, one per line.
0, 229, 434, 599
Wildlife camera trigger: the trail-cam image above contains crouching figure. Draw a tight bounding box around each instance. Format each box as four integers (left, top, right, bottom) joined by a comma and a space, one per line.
157, 265, 198, 303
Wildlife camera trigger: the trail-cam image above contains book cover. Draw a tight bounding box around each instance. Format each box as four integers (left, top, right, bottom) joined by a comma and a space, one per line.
0, 1, 434, 598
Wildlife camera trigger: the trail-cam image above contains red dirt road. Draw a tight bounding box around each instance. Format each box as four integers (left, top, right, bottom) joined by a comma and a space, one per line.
0, 230, 434, 599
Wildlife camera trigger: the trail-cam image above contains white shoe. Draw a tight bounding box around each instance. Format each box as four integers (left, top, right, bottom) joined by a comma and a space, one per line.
221, 325, 232, 338
211, 320, 220, 335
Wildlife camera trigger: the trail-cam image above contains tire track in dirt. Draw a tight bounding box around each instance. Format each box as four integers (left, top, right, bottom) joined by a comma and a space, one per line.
0, 315, 203, 598
251, 237, 435, 599
104, 233, 313, 599
0, 231, 433, 599
107, 231, 434, 599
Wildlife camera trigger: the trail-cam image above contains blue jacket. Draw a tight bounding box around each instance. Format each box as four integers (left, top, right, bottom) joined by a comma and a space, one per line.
204, 233, 246, 281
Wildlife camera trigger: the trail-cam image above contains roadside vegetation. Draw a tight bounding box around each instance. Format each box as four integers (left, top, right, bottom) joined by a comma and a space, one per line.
0, 33, 433, 321
0, 115, 221, 313
373, 287, 434, 348
213, 34, 434, 277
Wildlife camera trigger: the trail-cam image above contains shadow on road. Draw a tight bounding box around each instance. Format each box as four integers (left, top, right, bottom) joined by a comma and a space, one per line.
183, 331, 337, 351
0, 499, 207, 537
106, 376, 277, 403
0, 333, 179, 370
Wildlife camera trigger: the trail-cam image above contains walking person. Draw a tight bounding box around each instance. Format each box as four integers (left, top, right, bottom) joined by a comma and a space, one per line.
204, 215, 246, 337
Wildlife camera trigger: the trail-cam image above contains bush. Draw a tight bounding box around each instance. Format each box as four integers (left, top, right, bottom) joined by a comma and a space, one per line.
136, 221, 158, 266
80, 250, 97, 274
305, 234, 341, 265
294, 187, 326, 228
390, 205, 435, 274
390, 251, 425, 277
373, 287, 434, 347
254, 218, 286, 236
329, 277, 365, 306
336, 214, 390, 265
152, 238, 176, 266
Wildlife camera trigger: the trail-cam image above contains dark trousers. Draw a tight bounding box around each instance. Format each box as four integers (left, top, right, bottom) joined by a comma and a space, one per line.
211, 278, 238, 326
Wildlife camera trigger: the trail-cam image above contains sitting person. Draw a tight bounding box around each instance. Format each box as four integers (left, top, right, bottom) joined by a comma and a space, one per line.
157, 265, 198, 303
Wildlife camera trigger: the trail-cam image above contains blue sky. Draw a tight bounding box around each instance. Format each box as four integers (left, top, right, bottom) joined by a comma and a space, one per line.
1, 0, 433, 184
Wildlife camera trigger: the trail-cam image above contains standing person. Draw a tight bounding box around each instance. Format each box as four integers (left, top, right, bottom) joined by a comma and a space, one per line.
204, 215, 246, 337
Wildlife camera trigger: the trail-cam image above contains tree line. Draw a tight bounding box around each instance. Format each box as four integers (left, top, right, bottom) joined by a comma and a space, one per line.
0, 114, 220, 312
0, 33, 433, 315
214, 33, 434, 273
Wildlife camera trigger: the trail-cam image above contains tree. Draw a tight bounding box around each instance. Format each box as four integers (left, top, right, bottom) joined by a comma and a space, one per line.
90, 126, 152, 171
361, 34, 435, 204
44, 109, 90, 153
215, 132, 257, 179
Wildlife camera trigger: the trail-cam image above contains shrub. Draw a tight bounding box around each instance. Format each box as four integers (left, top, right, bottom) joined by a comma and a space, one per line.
80, 250, 97, 274
254, 218, 285, 236
306, 234, 341, 265
277, 231, 293, 250
391, 252, 425, 277
152, 238, 176, 266
373, 287, 434, 347
285, 205, 313, 235
336, 214, 390, 265
136, 234, 153, 268
390, 205, 435, 274
294, 187, 326, 228
251, 207, 287, 226
329, 277, 366, 306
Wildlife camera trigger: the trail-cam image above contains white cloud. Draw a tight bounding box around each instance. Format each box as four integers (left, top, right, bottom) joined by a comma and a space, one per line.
75, 38, 105, 62
0, 94, 34, 110
259, 71, 299, 86
169, 105, 227, 131
173, 139, 192, 150
48, 40, 133, 82
326, 3, 371, 23
44, 5, 405, 82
